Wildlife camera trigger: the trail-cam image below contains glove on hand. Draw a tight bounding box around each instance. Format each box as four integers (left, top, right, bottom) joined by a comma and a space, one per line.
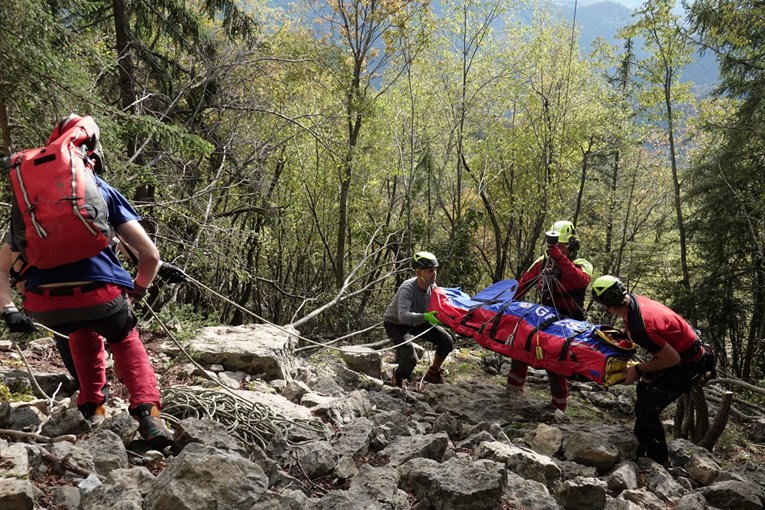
423, 311, 443, 326
546, 244, 564, 260
3, 307, 35, 333
158, 262, 186, 283
127, 283, 148, 299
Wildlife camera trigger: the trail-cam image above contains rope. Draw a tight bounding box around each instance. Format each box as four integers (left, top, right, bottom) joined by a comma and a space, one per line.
160, 386, 327, 450
181, 271, 451, 395
10, 339, 50, 401
185, 274, 384, 352
524, 256, 587, 320
184, 272, 433, 354
33, 322, 68, 340
139, 297, 329, 449
293, 321, 383, 353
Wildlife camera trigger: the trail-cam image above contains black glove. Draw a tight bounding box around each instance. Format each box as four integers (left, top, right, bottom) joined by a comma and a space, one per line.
158, 262, 186, 284
3, 307, 35, 333
127, 283, 148, 299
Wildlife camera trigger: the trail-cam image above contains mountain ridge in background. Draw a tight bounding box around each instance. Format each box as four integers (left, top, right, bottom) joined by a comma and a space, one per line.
553, 0, 718, 92
281, 0, 718, 93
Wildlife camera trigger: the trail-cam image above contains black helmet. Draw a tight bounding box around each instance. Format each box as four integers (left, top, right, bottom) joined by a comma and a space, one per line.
591, 275, 628, 307
412, 251, 438, 270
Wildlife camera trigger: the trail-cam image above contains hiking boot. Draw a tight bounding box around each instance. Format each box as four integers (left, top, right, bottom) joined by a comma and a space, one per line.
78, 402, 108, 426
132, 404, 174, 451
389, 370, 403, 388
423, 366, 445, 384
551, 398, 568, 412
506, 373, 526, 393
89, 405, 108, 426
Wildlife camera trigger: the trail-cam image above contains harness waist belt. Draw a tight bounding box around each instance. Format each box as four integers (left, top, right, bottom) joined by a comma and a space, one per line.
27, 281, 107, 297
680, 338, 703, 362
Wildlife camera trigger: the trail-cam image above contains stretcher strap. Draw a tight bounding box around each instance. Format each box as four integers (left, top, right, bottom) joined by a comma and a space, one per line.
524, 316, 561, 352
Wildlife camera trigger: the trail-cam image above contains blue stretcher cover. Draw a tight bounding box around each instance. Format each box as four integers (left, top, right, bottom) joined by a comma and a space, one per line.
429, 280, 635, 386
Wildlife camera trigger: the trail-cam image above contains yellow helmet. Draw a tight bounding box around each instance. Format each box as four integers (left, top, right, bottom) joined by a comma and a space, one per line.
549, 220, 576, 243
413, 251, 439, 269
591, 275, 628, 307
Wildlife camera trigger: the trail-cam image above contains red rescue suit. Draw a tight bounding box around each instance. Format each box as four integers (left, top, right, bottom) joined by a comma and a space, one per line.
515, 245, 592, 320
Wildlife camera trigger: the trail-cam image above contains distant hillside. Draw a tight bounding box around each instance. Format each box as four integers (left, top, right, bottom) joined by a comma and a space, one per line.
552, 0, 719, 92
277, 0, 718, 93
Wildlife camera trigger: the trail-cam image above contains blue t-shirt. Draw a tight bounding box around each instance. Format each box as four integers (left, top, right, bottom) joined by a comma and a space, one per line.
21, 176, 138, 290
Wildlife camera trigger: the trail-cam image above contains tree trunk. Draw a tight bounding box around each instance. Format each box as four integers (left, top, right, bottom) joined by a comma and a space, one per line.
112, 0, 135, 129
699, 391, 733, 451
0, 80, 11, 155
744, 259, 764, 378
665, 82, 694, 323
603, 151, 619, 275
112, 0, 154, 205
691, 384, 710, 443
680, 393, 694, 439
336, 69, 363, 289
573, 137, 593, 226
674, 394, 685, 439
462, 154, 504, 282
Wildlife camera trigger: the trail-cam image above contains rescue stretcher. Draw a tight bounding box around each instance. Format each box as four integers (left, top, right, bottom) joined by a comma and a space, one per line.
428, 280, 636, 387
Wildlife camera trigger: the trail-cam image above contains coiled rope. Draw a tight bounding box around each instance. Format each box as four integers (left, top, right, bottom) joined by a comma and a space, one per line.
160, 386, 328, 450
139, 297, 330, 448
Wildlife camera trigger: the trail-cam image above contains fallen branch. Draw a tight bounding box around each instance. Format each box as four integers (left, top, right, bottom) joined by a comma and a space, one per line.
706, 393, 759, 421
706, 378, 765, 397
0, 429, 76, 444
289, 229, 400, 328
36, 444, 106, 481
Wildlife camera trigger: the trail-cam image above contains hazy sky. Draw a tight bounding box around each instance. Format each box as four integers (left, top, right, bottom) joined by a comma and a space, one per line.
574, 0, 680, 12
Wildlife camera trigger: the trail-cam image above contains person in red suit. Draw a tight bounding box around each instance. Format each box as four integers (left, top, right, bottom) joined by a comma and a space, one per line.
506, 220, 593, 411
591, 275, 707, 465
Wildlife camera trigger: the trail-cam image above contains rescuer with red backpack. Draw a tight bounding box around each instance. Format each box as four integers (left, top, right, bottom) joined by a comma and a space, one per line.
0, 114, 174, 450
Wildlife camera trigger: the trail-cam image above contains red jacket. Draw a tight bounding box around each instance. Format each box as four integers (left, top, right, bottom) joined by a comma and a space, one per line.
626, 295, 699, 358
515, 245, 592, 320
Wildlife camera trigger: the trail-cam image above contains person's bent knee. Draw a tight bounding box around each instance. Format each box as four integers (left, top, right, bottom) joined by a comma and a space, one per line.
436, 347, 452, 359
434, 328, 453, 353
397, 341, 419, 372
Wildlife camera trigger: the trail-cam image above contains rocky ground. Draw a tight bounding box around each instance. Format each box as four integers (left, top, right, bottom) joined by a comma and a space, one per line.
1, 323, 765, 509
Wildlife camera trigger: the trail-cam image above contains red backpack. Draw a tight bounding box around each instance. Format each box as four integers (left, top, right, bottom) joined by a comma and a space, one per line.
8, 114, 110, 271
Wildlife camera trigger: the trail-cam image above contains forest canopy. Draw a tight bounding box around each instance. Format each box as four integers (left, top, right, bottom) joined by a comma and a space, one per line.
1, 0, 763, 382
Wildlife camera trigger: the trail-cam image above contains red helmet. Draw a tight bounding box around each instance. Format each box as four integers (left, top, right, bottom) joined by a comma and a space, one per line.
47, 113, 100, 151
47, 113, 84, 145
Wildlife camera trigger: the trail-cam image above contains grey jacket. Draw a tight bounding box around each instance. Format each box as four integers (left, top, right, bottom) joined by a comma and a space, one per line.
383, 277, 432, 326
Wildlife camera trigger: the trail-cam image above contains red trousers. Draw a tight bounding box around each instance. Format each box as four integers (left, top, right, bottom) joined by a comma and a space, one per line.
508, 360, 568, 411
24, 284, 160, 411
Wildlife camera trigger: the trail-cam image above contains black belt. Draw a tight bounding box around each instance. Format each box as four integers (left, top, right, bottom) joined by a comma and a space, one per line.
27, 281, 107, 297
680, 338, 703, 362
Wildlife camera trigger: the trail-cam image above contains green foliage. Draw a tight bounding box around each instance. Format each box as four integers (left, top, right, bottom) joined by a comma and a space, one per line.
685, 0, 765, 378
2, 0, 760, 385
151, 302, 218, 342
0, 383, 11, 401
0, 382, 34, 403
